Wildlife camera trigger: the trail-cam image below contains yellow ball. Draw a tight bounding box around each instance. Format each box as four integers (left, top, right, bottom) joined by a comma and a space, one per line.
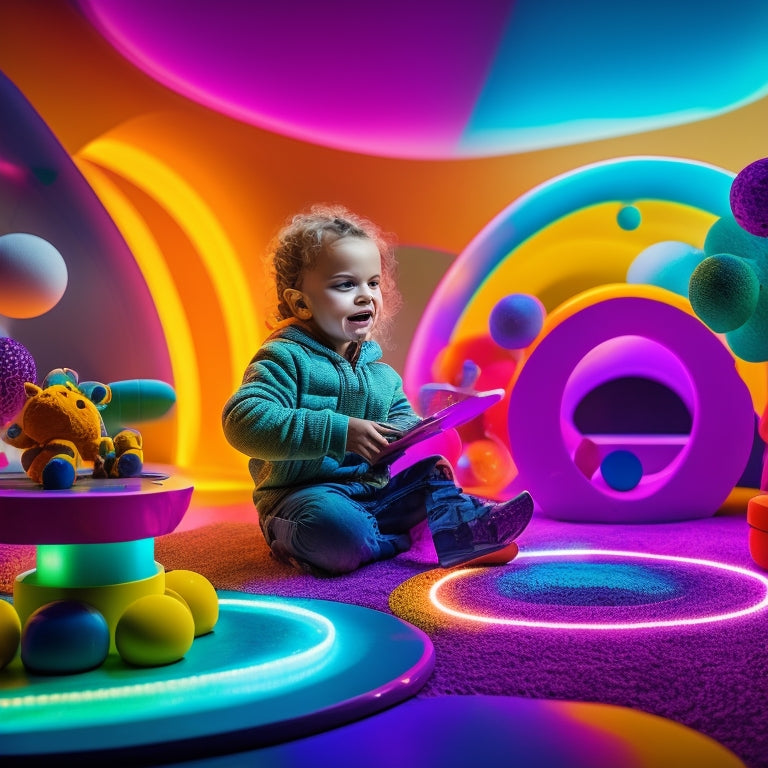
115, 594, 194, 667
0, 600, 21, 670
164, 587, 190, 610
164, 570, 219, 636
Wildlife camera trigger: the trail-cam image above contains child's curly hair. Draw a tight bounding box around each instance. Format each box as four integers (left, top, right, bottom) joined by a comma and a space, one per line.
264, 204, 402, 342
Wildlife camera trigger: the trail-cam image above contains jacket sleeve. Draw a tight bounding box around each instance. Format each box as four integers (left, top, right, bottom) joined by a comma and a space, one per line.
222, 343, 348, 462
385, 374, 421, 432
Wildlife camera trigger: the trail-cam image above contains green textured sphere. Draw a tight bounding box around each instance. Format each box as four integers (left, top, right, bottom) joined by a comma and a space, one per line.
688, 254, 760, 333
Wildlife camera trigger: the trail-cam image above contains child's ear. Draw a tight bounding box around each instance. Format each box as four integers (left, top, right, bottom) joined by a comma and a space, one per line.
284, 289, 312, 319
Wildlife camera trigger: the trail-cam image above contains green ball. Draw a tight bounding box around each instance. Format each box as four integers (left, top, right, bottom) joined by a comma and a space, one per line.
688, 254, 760, 333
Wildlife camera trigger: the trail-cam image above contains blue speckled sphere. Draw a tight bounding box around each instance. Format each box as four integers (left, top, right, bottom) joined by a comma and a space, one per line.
21, 600, 110, 675
489, 293, 545, 350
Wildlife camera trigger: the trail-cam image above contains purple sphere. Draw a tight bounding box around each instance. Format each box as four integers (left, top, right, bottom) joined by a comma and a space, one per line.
730, 157, 768, 238
0, 337, 36, 425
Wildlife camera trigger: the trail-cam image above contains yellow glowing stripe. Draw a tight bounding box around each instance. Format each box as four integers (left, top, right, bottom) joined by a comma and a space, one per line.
75, 159, 199, 466
78, 138, 258, 390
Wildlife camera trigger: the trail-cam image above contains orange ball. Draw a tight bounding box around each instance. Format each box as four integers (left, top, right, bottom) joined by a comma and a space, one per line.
462, 437, 515, 489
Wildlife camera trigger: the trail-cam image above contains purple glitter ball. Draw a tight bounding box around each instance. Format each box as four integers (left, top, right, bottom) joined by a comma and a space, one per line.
730, 157, 768, 238
0, 337, 36, 425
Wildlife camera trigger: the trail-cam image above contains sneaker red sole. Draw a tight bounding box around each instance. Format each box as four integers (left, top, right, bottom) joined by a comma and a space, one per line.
444, 541, 519, 569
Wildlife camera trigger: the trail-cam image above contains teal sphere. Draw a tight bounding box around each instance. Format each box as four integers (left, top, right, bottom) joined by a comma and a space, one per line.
617, 205, 642, 231
688, 254, 760, 333
704, 215, 768, 265
726, 290, 768, 363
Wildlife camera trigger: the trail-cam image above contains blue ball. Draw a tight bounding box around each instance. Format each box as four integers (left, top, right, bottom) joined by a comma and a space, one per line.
21, 600, 110, 675
489, 293, 545, 349
601, 450, 643, 492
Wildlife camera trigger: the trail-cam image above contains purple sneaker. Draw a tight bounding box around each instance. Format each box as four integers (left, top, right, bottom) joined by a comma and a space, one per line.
433, 490, 533, 568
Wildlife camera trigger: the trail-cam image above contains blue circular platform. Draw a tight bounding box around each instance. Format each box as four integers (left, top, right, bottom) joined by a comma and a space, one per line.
0, 593, 434, 762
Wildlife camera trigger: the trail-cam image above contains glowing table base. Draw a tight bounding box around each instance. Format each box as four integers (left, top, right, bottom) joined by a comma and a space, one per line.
0, 592, 434, 761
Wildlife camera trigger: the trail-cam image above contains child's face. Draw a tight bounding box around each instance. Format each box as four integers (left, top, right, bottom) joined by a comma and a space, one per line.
291, 236, 383, 355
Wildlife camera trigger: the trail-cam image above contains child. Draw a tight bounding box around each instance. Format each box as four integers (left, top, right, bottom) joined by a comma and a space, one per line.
222, 204, 532, 575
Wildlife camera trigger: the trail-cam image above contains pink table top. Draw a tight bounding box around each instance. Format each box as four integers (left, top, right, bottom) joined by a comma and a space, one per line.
0, 471, 193, 545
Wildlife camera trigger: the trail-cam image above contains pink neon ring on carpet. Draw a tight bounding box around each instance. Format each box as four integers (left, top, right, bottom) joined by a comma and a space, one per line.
428, 549, 768, 630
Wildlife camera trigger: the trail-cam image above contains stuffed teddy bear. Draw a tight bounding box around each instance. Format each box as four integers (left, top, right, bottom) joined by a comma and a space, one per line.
2, 373, 143, 490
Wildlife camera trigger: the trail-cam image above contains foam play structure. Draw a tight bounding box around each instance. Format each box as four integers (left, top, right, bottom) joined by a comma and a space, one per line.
506, 285, 755, 522
405, 156, 766, 521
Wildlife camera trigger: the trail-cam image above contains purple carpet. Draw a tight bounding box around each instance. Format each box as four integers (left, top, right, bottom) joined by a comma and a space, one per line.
2, 509, 767, 767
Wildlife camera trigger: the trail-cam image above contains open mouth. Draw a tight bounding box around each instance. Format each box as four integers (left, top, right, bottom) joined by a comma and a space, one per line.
348, 311, 373, 323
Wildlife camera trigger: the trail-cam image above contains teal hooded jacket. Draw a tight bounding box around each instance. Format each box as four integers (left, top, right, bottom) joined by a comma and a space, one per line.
222, 324, 419, 521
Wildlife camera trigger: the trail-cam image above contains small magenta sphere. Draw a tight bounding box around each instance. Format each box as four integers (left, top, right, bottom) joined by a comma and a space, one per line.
21, 600, 110, 675
730, 157, 768, 238
489, 293, 545, 350
601, 450, 643, 492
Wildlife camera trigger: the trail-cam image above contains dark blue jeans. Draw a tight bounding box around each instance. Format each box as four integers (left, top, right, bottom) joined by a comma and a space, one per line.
263, 455, 480, 574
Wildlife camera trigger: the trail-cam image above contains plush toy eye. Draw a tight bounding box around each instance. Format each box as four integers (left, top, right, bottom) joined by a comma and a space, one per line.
76, 399, 86, 409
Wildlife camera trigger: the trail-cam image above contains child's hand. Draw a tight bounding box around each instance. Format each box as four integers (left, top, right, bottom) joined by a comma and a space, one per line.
346, 418, 401, 463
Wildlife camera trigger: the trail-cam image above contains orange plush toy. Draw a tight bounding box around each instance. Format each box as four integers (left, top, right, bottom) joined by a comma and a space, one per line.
2, 379, 143, 490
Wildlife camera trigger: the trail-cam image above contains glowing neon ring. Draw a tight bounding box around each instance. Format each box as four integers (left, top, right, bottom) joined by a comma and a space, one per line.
429, 550, 768, 630
1, 599, 335, 711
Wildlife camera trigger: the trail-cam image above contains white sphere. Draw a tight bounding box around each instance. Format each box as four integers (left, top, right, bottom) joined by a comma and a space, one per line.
0, 233, 68, 318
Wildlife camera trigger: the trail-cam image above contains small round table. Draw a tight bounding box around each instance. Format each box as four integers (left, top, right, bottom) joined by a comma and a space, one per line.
0, 471, 193, 645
